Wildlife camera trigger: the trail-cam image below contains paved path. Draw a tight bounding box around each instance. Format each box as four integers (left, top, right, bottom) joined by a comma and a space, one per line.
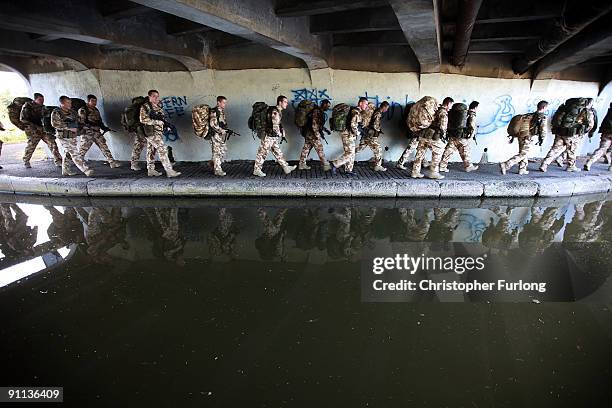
0, 158, 610, 198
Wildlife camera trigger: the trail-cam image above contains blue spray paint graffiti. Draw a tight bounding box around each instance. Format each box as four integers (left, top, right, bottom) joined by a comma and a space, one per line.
478, 95, 515, 135
458, 214, 487, 242
160, 96, 188, 142
290, 88, 332, 107
358, 92, 414, 121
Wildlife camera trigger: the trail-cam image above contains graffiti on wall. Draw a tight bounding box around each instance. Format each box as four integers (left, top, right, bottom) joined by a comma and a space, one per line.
290, 88, 333, 107
160, 95, 188, 142
477, 95, 515, 135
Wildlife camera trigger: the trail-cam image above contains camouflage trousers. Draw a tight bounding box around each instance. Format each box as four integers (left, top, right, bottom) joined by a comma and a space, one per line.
299, 133, 326, 165
412, 138, 445, 175
542, 134, 582, 168
144, 132, 174, 172
254, 135, 289, 172
439, 137, 473, 170
23, 126, 62, 164
585, 133, 612, 167
56, 137, 90, 174
332, 131, 356, 172
397, 138, 419, 166
130, 131, 157, 170
210, 132, 227, 173
503, 136, 532, 172
79, 129, 116, 163
355, 136, 382, 166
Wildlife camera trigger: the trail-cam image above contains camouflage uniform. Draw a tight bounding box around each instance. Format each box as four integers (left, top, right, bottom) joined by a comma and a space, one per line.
78, 105, 119, 166
332, 107, 361, 172
20, 101, 62, 166
396, 137, 419, 168
0, 120, 4, 165
76, 207, 126, 264
541, 108, 594, 170
502, 112, 547, 174
255, 208, 287, 260
207, 208, 238, 259
563, 201, 605, 242
518, 207, 565, 256
355, 108, 384, 168
51, 107, 91, 175
481, 208, 519, 251
412, 106, 448, 178
0, 203, 37, 257
584, 133, 612, 170
139, 101, 178, 176
209, 106, 228, 175
130, 129, 156, 170
144, 207, 184, 265
45, 206, 84, 247
439, 108, 477, 172
253, 105, 291, 173
298, 106, 328, 168
398, 208, 431, 242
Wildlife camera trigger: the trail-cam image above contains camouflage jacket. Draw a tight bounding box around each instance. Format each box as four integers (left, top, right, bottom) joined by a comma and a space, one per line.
432, 106, 448, 134
466, 109, 477, 138
269, 105, 284, 137
209, 106, 227, 136
532, 112, 547, 138
20, 101, 43, 128
51, 107, 81, 138
78, 105, 105, 131
370, 109, 383, 132
139, 101, 165, 136
348, 107, 362, 136
310, 107, 324, 134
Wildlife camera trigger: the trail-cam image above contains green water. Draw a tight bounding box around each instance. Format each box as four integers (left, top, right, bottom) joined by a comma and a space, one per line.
0, 194, 611, 407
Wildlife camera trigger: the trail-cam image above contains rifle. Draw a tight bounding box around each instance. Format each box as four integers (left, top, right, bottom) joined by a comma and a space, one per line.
278, 124, 288, 144
224, 128, 241, 141
149, 110, 179, 141
319, 126, 331, 144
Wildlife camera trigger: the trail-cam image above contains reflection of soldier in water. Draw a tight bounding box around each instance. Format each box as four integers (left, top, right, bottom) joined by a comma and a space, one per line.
425, 208, 459, 245
45, 206, 84, 247
144, 208, 185, 266
292, 208, 328, 251
326, 207, 354, 261
207, 208, 239, 260
0, 203, 37, 258
351, 208, 378, 252
518, 207, 565, 256
394, 208, 431, 242
563, 201, 605, 243
481, 207, 519, 254
76, 207, 127, 264
255, 208, 287, 261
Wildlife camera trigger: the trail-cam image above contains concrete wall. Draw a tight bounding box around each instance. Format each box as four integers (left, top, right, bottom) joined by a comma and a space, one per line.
29, 68, 612, 164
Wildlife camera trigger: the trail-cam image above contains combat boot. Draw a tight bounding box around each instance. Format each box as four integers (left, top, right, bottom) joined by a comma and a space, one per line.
373, 165, 387, 172
323, 162, 332, 172
54, 160, 62, 168
518, 169, 529, 175
539, 163, 548, 172
428, 171, 445, 180
62, 168, 77, 176
24, 161, 31, 169
148, 168, 162, 177
298, 162, 311, 170
439, 166, 449, 173
465, 164, 479, 172
130, 162, 141, 171
396, 162, 407, 170
109, 161, 121, 168
283, 164, 297, 175
583, 163, 591, 171
214, 170, 227, 177
499, 162, 507, 175
166, 169, 181, 178
84, 169, 94, 177
411, 172, 424, 179
253, 169, 266, 177
566, 165, 581, 172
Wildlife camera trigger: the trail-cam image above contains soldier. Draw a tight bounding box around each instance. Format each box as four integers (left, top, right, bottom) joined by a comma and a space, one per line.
20, 93, 62, 168
0, 203, 37, 258
207, 208, 238, 260
518, 207, 565, 256
139, 89, 181, 178
255, 208, 287, 260
78, 94, 120, 168
253, 95, 296, 177
540, 98, 595, 172
411, 97, 454, 180
51, 95, 93, 177
0, 119, 4, 169
439, 100, 479, 173
396, 138, 419, 170
330, 97, 368, 175
500, 100, 548, 175
355, 101, 389, 172
130, 129, 156, 171
584, 102, 612, 171
209, 96, 229, 176
298, 99, 331, 171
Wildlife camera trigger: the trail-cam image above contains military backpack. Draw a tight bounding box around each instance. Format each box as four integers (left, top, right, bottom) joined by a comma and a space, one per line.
70, 98, 87, 114
294, 99, 315, 128
121, 96, 148, 132
599, 106, 612, 134
407, 96, 438, 133
7, 97, 33, 130
192, 104, 212, 139
41, 105, 58, 135
248, 102, 271, 138
447, 103, 468, 138
551, 97, 589, 136
330, 103, 351, 131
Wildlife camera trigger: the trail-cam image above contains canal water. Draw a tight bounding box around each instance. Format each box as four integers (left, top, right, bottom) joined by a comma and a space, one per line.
1, 193, 611, 406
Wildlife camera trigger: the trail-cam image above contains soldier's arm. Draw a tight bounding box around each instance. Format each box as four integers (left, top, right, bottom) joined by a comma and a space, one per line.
466, 111, 477, 135
311, 109, 322, 133
438, 109, 448, 133
209, 110, 225, 134
271, 109, 282, 135
19, 104, 34, 126
537, 114, 547, 138
139, 104, 162, 126
350, 109, 360, 134
372, 111, 382, 132
50, 110, 67, 130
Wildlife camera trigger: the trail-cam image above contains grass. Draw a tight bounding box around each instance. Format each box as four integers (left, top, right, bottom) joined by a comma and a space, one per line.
0, 128, 27, 144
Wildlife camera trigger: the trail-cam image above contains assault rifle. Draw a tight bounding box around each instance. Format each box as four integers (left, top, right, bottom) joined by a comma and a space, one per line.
319, 126, 331, 144
149, 110, 179, 141
224, 129, 241, 141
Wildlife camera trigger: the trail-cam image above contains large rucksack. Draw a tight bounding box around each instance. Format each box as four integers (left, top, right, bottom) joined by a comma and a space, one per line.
447, 103, 468, 138
400, 102, 416, 137
599, 106, 612, 134
507, 114, 535, 138
551, 97, 589, 136
360, 101, 376, 128
407, 96, 438, 133
294, 100, 315, 128
7, 97, 33, 130
41, 105, 58, 135
192, 104, 211, 139
71, 97, 87, 113
248, 102, 270, 134
121, 96, 148, 132
330, 103, 351, 131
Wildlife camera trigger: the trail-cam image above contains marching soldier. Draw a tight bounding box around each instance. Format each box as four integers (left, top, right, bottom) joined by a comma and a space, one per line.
355, 101, 389, 172
50, 96, 93, 176
439, 100, 479, 173
255, 208, 288, 260
139, 90, 181, 178
0, 119, 4, 169
209, 96, 229, 176
500, 100, 548, 175
396, 137, 419, 170
20, 93, 62, 168
253, 95, 296, 177
330, 97, 368, 175
584, 102, 612, 171
78, 94, 120, 168
411, 97, 454, 180
298, 99, 331, 171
